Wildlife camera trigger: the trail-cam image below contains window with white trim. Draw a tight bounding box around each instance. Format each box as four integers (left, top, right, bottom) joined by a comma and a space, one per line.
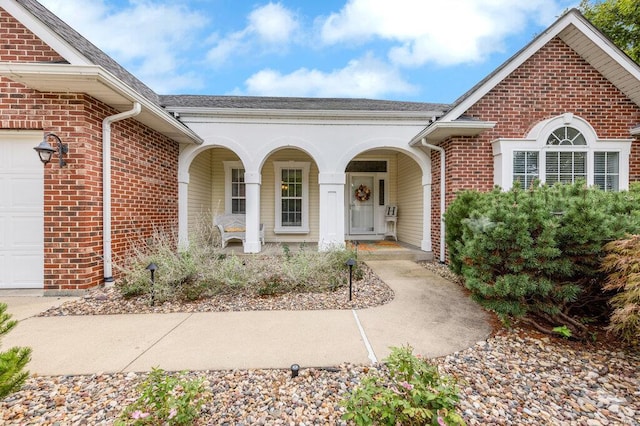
513, 151, 539, 189
594, 152, 619, 191
493, 114, 632, 192
223, 161, 246, 214
274, 161, 309, 233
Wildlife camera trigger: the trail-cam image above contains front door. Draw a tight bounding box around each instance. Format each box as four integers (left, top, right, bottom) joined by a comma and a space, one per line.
349, 174, 375, 234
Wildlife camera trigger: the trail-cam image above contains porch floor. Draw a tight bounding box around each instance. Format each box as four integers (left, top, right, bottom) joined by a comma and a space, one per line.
220, 240, 433, 262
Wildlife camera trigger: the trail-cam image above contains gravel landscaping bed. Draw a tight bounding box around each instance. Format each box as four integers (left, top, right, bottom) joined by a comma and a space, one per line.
38, 264, 393, 316
2, 330, 638, 425
2, 261, 638, 425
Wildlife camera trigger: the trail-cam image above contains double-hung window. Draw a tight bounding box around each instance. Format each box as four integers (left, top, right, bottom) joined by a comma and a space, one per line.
223, 161, 246, 214
494, 114, 632, 192
274, 161, 310, 233
594, 152, 619, 191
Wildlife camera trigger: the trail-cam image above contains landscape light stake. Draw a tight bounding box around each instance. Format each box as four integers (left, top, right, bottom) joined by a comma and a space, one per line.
146, 262, 158, 306
290, 364, 300, 378
346, 258, 356, 301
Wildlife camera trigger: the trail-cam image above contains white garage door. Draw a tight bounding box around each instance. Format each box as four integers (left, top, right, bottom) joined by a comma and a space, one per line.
0, 131, 44, 289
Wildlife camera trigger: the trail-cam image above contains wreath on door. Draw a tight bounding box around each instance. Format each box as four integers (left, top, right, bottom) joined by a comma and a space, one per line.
355, 184, 371, 202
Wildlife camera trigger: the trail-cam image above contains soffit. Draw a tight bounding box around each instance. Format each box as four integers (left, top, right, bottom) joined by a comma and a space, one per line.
0, 64, 202, 144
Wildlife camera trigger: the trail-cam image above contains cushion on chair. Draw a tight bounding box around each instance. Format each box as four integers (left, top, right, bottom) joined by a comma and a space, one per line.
224, 226, 245, 232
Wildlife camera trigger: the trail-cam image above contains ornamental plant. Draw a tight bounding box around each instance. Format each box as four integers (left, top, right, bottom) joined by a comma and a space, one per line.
444, 182, 640, 339
0, 303, 31, 399
116, 368, 210, 425
601, 235, 640, 345
117, 224, 361, 303
341, 346, 465, 425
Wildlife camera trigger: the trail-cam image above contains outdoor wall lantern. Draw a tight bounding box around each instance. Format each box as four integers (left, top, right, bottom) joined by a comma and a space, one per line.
33, 132, 68, 167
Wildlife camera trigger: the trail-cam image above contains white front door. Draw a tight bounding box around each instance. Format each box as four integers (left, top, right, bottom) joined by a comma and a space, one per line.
0, 132, 44, 289
349, 174, 375, 234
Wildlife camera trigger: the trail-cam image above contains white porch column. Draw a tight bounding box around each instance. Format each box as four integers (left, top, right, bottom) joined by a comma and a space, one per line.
178, 171, 190, 250
421, 175, 432, 252
244, 172, 262, 253
318, 172, 345, 251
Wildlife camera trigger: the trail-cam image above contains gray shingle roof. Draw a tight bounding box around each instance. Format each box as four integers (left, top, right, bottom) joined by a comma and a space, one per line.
16, 0, 160, 105
160, 95, 449, 113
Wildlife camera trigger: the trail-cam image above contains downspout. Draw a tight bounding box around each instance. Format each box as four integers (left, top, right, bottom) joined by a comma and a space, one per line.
421, 137, 446, 263
103, 102, 142, 283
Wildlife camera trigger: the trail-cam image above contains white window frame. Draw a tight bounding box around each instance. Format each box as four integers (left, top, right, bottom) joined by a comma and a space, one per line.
492, 113, 632, 191
274, 161, 310, 234
223, 161, 245, 214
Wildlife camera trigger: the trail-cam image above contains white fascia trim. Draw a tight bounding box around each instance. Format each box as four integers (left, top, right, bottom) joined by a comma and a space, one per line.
0, 0, 91, 65
164, 106, 440, 122
409, 120, 496, 145
0, 63, 203, 145
442, 10, 640, 123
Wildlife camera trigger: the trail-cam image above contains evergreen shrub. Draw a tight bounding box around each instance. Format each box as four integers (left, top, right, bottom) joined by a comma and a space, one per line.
0, 303, 31, 399
444, 182, 640, 337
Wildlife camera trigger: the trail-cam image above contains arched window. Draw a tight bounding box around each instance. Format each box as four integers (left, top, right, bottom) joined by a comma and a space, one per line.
545, 126, 588, 185
492, 114, 632, 191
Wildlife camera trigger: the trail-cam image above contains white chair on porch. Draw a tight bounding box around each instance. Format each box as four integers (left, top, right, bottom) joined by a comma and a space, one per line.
384, 205, 397, 241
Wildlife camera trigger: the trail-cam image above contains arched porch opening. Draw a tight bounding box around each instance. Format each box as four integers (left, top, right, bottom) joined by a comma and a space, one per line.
344, 148, 428, 250
260, 147, 320, 244
186, 146, 244, 239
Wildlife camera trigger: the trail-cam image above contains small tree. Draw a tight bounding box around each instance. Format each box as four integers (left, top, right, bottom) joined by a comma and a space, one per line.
601, 235, 640, 345
580, 0, 640, 64
0, 303, 31, 398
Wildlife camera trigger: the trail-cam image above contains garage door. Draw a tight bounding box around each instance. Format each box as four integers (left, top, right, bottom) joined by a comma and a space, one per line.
0, 131, 44, 289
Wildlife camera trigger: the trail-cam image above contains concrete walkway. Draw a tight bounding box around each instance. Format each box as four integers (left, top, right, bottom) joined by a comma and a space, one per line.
1, 260, 491, 376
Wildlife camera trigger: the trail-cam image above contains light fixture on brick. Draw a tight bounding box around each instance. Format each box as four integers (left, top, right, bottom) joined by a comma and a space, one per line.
33, 132, 68, 167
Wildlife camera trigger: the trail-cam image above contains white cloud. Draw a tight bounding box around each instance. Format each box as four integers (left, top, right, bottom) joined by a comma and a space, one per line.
321, 0, 573, 67
206, 31, 248, 64
249, 3, 299, 44
207, 2, 299, 64
242, 54, 416, 98
39, 0, 209, 93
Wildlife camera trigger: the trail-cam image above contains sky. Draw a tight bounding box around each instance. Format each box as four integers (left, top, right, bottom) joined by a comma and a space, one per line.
38, 0, 580, 104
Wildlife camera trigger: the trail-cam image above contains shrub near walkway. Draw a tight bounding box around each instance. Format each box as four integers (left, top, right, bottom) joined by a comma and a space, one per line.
118, 233, 358, 301
118, 232, 364, 303
42, 236, 394, 316
445, 182, 640, 341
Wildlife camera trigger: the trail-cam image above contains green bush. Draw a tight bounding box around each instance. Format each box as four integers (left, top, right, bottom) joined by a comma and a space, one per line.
0, 303, 31, 399
444, 189, 492, 275
116, 368, 210, 425
342, 346, 465, 425
445, 182, 640, 337
601, 235, 640, 345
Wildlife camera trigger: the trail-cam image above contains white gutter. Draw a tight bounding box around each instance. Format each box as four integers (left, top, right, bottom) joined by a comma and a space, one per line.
421, 138, 446, 263
103, 102, 142, 283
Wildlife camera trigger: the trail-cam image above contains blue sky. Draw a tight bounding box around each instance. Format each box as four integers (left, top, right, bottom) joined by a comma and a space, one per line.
39, 0, 579, 104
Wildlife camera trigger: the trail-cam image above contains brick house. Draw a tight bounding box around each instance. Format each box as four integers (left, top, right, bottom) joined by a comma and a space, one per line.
0, 0, 638, 293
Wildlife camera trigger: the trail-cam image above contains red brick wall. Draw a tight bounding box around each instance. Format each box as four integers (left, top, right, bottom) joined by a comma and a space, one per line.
0, 9, 64, 62
433, 37, 640, 254
0, 9, 179, 291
